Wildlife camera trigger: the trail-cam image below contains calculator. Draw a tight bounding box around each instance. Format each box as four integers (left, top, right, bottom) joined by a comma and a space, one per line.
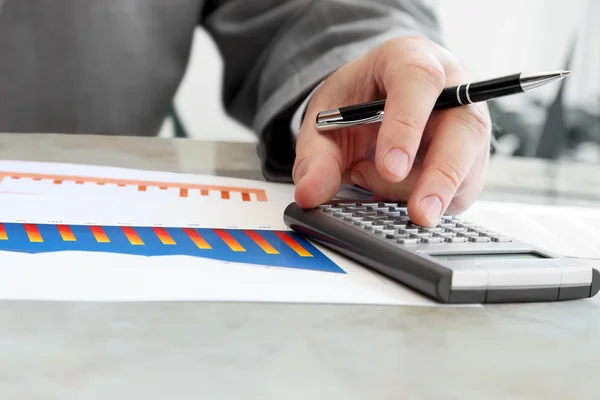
283, 200, 600, 304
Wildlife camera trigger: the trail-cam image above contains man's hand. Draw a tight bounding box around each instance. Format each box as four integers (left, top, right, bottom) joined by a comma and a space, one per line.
293, 36, 492, 227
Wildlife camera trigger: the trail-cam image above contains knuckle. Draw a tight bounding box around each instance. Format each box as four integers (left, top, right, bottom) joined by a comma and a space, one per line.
388, 112, 422, 135
432, 160, 464, 192
453, 106, 491, 144
404, 58, 446, 93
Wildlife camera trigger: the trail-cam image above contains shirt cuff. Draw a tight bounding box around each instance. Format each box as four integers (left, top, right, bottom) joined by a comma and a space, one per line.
290, 81, 325, 137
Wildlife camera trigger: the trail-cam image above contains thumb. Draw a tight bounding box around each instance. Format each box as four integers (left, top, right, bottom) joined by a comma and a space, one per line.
293, 150, 342, 208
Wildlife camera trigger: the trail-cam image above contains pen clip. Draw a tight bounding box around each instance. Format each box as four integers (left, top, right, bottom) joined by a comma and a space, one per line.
316, 111, 385, 131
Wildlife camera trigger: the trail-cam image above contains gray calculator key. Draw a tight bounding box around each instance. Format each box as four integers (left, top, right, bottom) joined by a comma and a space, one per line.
333, 212, 352, 217
423, 227, 443, 233
491, 236, 512, 242
355, 220, 372, 226
439, 223, 455, 228
386, 232, 408, 239
435, 232, 454, 238
344, 216, 363, 222
318, 204, 332, 209
421, 237, 443, 243
364, 216, 388, 222
468, 236, 490, 243
324, 207, 343, 213
445, 237, 467, 243
379, 202, 398, 207
385, 223, 407, 230
411, 232, 431, 239
397, 238, 419, 244
400, 228, 419, 234
359, 202, 379, 207
383, 211, 401, 217
335, 203, 356, 208
458, 231, 477, 237
356, 211, 377, 217
446, 227, 465, 233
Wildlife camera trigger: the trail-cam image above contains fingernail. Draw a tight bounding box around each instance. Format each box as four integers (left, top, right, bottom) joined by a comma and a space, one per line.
419, 195, 442, 224
351, 170, 368, 189
383, 148, 409, 178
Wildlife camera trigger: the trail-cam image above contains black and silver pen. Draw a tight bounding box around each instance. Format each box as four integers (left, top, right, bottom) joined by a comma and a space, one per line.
315, 70, 571, 131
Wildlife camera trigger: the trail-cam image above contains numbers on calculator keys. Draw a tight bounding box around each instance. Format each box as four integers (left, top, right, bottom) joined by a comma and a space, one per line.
320, 201, 512, 244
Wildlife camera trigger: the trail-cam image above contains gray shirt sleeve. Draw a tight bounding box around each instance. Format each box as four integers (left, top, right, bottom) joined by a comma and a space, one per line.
201, 0, 443, 182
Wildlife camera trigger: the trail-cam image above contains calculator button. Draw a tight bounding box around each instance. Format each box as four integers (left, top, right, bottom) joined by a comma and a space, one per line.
344, 216, 363, 222
421, 237, 443, 243
358, 202, 379, 207
378, 202, 398, 208
385, 223, 407, 230
324, 207, 342, 213
355, 220, 372, 226
382, 211, 401, 218
438, 223, 455, 228
397, 238, 419, 244
356, 211, 377, 217
411, 232, 431, 239
458, 231, 477, 237
446, 227, 465, 233
335, 202, 356, 208
400, 228, 419, 234
468, 236, 490, 243
364, 216, 388, 222
386, 232, 408, 239
318, 205, 332, 209
445, 237, 467, 243
333, 212, 352, 217
423, 227, 443, 233
491, 236, 512, 242
435, 232, 454, 238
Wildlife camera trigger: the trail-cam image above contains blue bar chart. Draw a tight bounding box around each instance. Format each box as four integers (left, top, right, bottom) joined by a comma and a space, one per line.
0, 223, 344, 274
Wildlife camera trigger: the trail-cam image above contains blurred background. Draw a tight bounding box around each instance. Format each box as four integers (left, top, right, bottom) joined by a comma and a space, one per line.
160, 0, 599, 162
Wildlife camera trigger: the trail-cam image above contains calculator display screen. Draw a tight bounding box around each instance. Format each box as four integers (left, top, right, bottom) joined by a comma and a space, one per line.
430, 252, 549, 261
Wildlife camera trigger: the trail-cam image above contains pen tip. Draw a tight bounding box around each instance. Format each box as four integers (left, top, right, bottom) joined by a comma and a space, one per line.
561, 70, 572, 77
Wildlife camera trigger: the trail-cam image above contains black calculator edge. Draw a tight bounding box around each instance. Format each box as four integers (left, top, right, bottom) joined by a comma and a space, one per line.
283, 202, 455, 303
591, 268, 600, 297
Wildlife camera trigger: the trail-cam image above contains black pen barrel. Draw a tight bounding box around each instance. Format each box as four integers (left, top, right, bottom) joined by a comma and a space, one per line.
434, 73, 522, 110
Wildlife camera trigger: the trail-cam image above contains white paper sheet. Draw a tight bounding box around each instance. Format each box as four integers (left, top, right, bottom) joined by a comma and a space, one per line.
0, 160, 449, 306
461, 200, 600, 260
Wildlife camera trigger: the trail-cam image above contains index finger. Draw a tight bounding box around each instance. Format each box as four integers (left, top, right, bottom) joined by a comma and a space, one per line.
373, 38, 447, 183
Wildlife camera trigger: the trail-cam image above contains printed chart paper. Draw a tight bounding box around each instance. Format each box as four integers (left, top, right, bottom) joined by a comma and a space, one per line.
0, 160, 446, 306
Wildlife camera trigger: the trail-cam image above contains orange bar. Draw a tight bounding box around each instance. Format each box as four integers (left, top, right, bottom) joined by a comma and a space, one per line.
180, 188, 188, 198
24, 224, 43, 243
214, 229, 245, 252
0, 171, 269, 202
90, 226, 110, 243
275, 231, 312, 257
201, 189, 209, 196
241, 192, 251, 202
0, 223, 7, 240
244, 230, 278, 254
221, 191, 230, 200
75, 181, 84, 184
122, 227, 144, 245
153, 227, 175, 245
183, 228, 211, 249
57, 225, 76, 241
138, 186, 147, 192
